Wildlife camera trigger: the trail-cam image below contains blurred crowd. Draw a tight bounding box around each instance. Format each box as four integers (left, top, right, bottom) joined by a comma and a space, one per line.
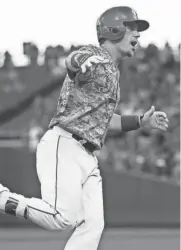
0, 42, 180, 184
99, 43, 180, 184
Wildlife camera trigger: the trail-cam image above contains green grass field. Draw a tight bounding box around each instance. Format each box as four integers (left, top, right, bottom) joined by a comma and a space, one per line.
0, 228, 179, 250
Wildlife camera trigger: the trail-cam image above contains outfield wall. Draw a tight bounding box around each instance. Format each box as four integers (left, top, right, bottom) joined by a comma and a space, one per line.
0, 148, 179, 228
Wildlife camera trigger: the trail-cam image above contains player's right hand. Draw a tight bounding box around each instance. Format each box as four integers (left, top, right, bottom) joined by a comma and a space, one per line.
81, 56, 109, 73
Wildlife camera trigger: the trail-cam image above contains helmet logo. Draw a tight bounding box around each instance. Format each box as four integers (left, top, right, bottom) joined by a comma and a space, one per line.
115, 16, 120, 20
132, 9, 138, 19
114, 14, 127, 20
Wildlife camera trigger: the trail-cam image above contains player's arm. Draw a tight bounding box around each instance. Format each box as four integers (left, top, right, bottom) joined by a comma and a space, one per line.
109, 113, 142, 132
65, 47, 109, 78
65, 50, 94, 72
111, 106, 169, 132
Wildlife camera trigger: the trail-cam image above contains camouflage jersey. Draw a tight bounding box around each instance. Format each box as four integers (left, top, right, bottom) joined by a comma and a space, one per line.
49, 45, 120, 150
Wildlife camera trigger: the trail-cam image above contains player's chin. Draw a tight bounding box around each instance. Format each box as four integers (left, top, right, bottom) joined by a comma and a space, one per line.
126, 49, 135, 57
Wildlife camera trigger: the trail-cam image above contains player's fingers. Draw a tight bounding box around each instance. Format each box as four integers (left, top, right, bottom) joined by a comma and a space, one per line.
81, 60, 92, 72
90, 56, 105, 61
160, 121, 168, 128
82, 56, 109, 72
155, 114, 169, 127
81, 64, 86, 73
155, 117, 168, 128
89, 56, 102, 62
159, 117, 169, 123
165, 118, 169, 123
89, 58, 102, 64
89, 58, 100, 65
97, 58, 109, 64
90, 56, 109, 64
157, 124, 167, 131
86, 61, 92, 68
155, 111, 167, 119
157, 117, 169, 124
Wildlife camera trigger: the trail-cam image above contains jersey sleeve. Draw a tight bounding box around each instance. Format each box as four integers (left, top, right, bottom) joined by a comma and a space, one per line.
76, 62, 118, 104
66, 45, 110, 87
65, 46, 95, 73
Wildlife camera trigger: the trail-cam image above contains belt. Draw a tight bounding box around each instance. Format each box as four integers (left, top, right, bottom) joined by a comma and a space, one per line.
72, 134, 97, 153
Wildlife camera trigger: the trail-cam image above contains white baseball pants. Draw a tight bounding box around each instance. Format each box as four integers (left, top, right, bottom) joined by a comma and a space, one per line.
0, 126, 104, 250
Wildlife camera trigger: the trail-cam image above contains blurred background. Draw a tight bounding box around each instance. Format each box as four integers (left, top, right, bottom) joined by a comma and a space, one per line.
0, 0, 180, 249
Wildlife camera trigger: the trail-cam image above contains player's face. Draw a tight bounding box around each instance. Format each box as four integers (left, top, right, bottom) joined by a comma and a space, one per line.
116, 22, 140, 58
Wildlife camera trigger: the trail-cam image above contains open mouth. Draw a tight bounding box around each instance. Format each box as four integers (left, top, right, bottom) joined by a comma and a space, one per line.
130, 40, 138, 48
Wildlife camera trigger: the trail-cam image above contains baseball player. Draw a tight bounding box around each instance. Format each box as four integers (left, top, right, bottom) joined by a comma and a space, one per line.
0, 6, 169, 250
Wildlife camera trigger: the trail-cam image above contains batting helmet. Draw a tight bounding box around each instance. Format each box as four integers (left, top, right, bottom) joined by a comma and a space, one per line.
96, 6, 149, 42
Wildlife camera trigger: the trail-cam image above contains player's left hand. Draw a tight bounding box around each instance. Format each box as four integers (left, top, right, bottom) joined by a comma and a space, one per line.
140, 106, 169, 132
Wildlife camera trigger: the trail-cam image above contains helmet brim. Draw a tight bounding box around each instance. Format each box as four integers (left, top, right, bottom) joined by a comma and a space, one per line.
123, 19, 150, 32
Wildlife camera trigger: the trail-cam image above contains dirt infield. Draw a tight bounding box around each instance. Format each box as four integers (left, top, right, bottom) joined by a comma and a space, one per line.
0, 228, 179, 250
